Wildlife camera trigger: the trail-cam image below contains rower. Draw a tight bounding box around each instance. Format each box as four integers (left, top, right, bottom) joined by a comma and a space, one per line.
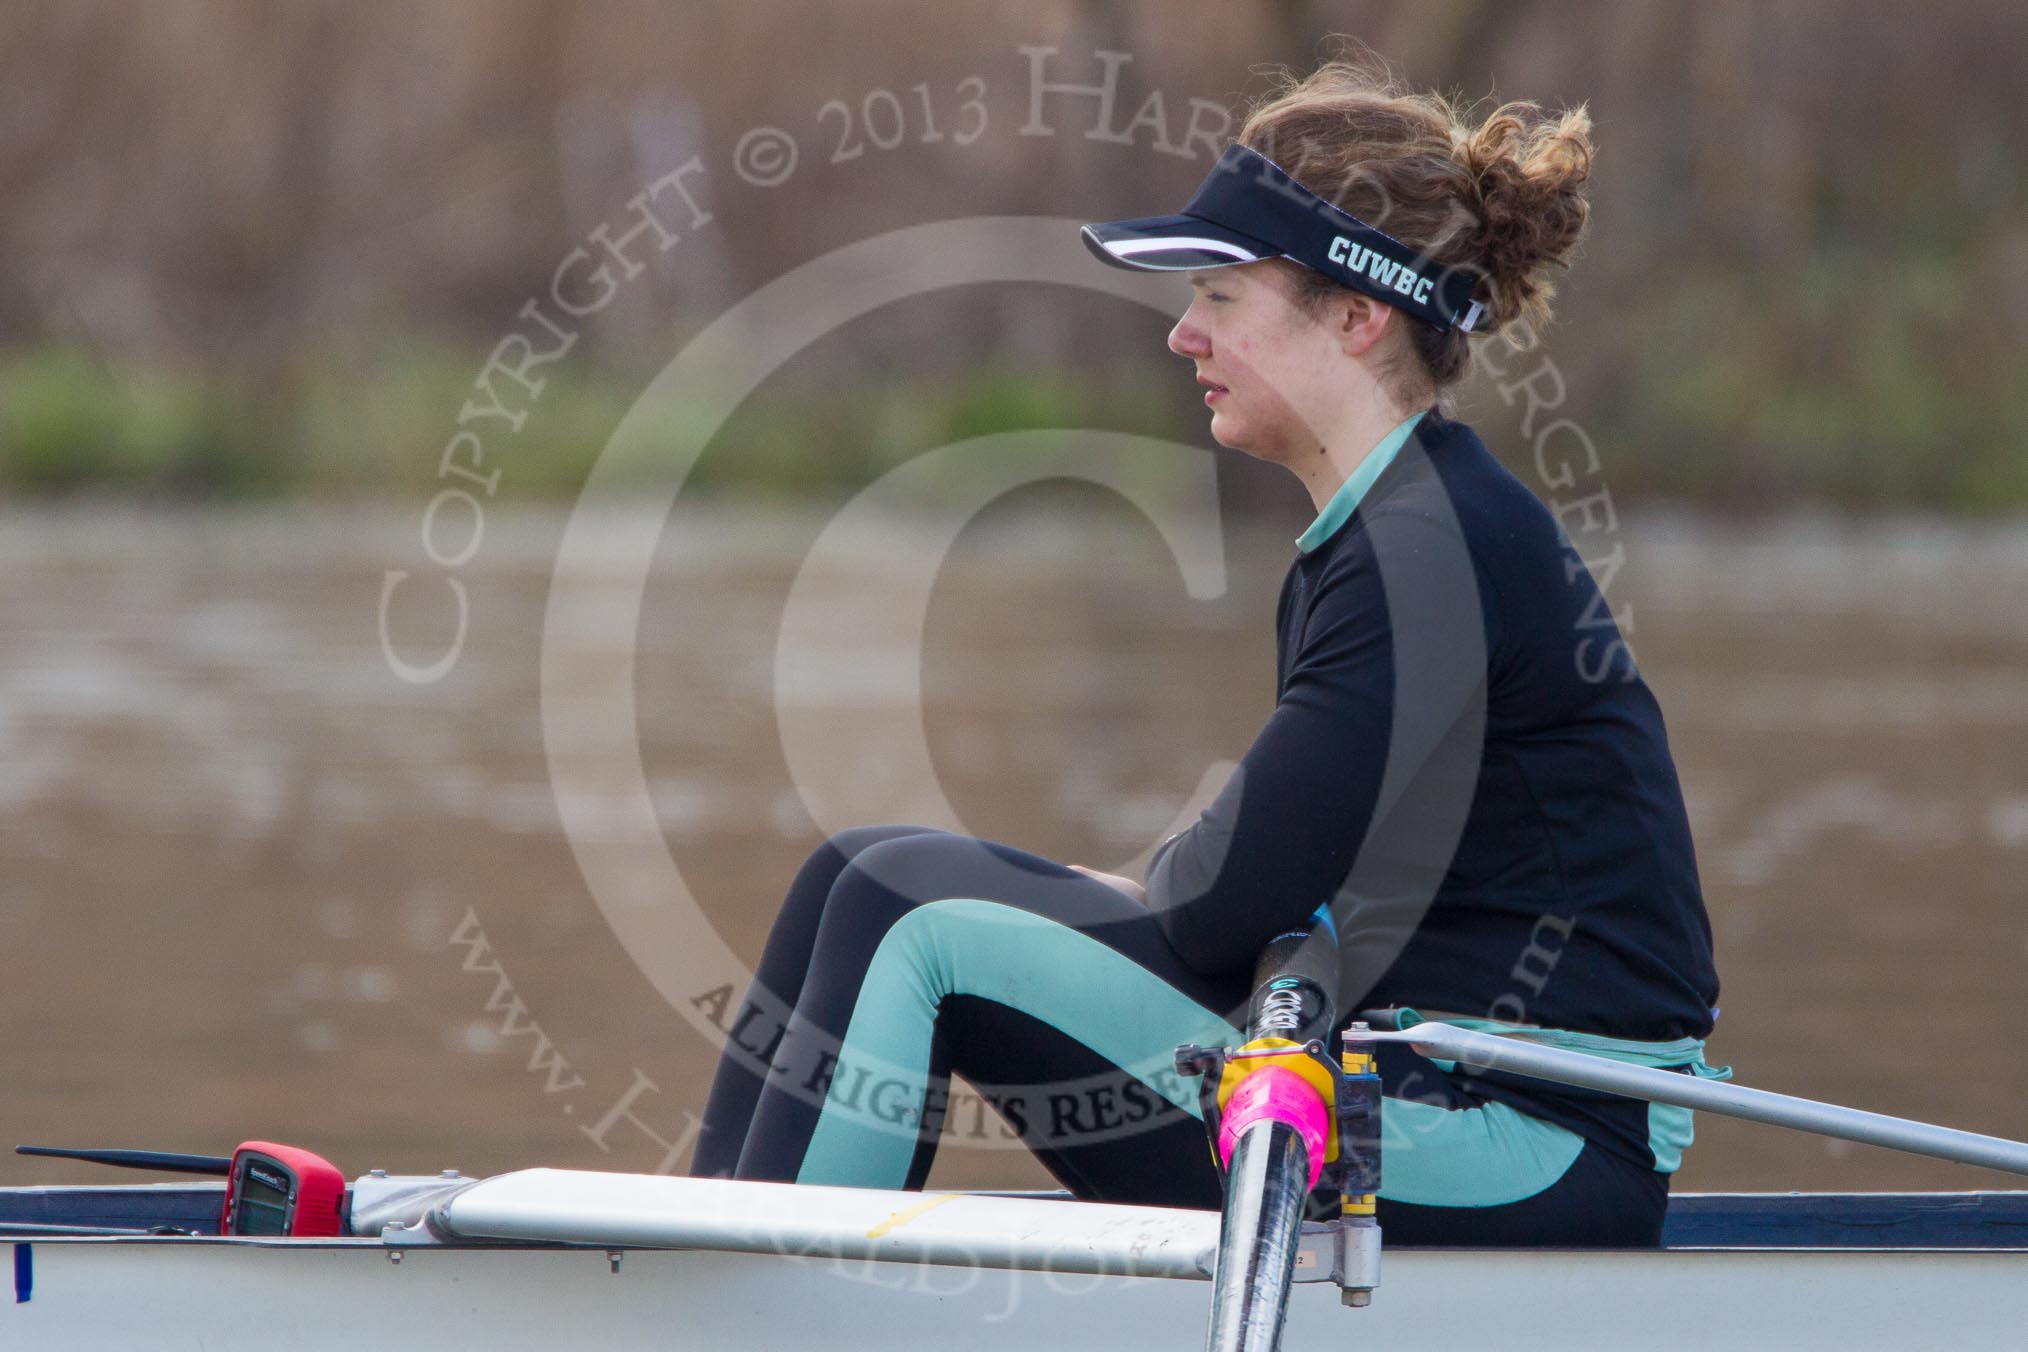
691, 51, 1720, 1248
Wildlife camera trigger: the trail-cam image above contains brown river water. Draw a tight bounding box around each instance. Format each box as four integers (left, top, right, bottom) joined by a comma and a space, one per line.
1, 502, 2023, 1196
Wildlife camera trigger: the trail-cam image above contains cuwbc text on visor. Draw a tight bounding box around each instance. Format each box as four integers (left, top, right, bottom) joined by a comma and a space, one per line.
1327, 235, 1437, 305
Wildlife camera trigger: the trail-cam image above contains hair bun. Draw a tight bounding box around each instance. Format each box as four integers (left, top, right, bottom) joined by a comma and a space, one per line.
1453, 101, 1594, 332
1234, 45, 1596, 395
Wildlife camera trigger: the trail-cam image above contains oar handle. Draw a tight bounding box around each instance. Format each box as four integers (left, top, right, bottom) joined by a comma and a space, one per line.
1244, 909, 1339, 1045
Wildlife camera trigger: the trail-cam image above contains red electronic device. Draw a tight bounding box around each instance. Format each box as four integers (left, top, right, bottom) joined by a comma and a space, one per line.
217, 1141, 348, 1236
14, 1139, 349, 1237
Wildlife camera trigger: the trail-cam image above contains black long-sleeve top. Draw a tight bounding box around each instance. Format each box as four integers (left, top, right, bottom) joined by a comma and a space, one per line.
1145, 409, 1719, 1044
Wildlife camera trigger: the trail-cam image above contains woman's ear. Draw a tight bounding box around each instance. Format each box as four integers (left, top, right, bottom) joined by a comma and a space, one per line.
1333, 293, 1397, 359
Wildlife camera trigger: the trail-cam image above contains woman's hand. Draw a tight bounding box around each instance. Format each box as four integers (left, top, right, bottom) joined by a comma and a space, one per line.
1068, 864, 1147, 905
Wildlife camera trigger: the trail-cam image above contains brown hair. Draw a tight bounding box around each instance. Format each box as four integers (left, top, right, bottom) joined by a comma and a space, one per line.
1238, 47, 1594, 403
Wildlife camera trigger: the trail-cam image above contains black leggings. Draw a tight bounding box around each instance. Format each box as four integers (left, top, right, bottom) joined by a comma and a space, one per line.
692, 825, 1667, 1244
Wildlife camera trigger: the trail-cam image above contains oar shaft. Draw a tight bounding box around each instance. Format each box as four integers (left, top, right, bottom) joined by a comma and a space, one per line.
1205, 1122, 1310, 1352
1381, 1024, 2028, 1178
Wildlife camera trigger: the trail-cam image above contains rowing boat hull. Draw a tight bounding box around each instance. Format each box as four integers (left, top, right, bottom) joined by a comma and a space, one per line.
11, 1235, 2025, 1350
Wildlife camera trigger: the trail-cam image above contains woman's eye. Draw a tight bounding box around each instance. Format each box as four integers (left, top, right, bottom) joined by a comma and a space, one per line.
1205, 291, 1230, 303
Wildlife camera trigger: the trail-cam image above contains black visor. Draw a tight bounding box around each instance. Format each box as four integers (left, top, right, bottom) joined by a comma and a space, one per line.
1082, 144, 1485, 333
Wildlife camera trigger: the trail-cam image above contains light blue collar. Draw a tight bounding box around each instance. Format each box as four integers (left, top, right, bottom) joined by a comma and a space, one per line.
1294, 409, 1428, 555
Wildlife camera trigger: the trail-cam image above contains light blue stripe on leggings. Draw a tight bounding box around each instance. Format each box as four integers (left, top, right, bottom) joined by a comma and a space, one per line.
794, 897, 1585, 1207
1378, 1093, 1586, 1207
797, 898, 1235, 1186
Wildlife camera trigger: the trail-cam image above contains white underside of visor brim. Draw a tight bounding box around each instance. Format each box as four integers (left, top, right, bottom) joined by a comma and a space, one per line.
1080, 228, 1270, 272
1103, 234, 1258, 262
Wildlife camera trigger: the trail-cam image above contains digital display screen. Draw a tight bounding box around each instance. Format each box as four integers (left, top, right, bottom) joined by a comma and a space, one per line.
233, 1157, 294, 1236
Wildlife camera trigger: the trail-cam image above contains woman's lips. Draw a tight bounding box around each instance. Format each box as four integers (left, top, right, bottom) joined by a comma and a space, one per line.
1198, 377, 1228, 405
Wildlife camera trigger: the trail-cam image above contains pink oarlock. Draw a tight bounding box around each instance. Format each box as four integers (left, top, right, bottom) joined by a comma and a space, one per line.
1215, 1065, 1331, 1190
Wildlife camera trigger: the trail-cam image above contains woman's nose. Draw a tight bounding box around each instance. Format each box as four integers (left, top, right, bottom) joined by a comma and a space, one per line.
1168, 313, 1210, 359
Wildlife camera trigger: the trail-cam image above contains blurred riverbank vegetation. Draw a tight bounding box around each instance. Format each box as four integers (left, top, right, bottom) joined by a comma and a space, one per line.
0, 343, 1192, 503
3, 0, 2024, 511
6, 317, 2021, 510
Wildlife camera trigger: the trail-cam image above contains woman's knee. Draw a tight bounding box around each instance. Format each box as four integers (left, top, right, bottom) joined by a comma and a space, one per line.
809, 824, 952, 881
819, 831, 942, 924
782, 825, 946, 918
832, 831, 1075, 917
775, 825, 969, 939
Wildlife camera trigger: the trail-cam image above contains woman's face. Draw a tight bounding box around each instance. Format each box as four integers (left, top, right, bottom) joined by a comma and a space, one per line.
1166, 261, 1355, 465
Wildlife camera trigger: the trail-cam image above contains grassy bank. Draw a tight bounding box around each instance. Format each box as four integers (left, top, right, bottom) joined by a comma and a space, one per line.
2, 336, 2023, 512
0, 344, 1200, 504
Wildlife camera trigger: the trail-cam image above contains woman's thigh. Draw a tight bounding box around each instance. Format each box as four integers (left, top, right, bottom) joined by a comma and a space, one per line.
1371, 1044, 1666, 1246
1377, 1135, 1666, 1246
934, 993, 1235, 1207
784, 828, 1252, 1046
735, 829, 1253, 1189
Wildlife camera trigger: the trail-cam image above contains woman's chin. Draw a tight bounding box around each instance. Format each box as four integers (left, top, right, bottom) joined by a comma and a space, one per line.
1207, 421, 1276, 462
1205, 413, 1249, 452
